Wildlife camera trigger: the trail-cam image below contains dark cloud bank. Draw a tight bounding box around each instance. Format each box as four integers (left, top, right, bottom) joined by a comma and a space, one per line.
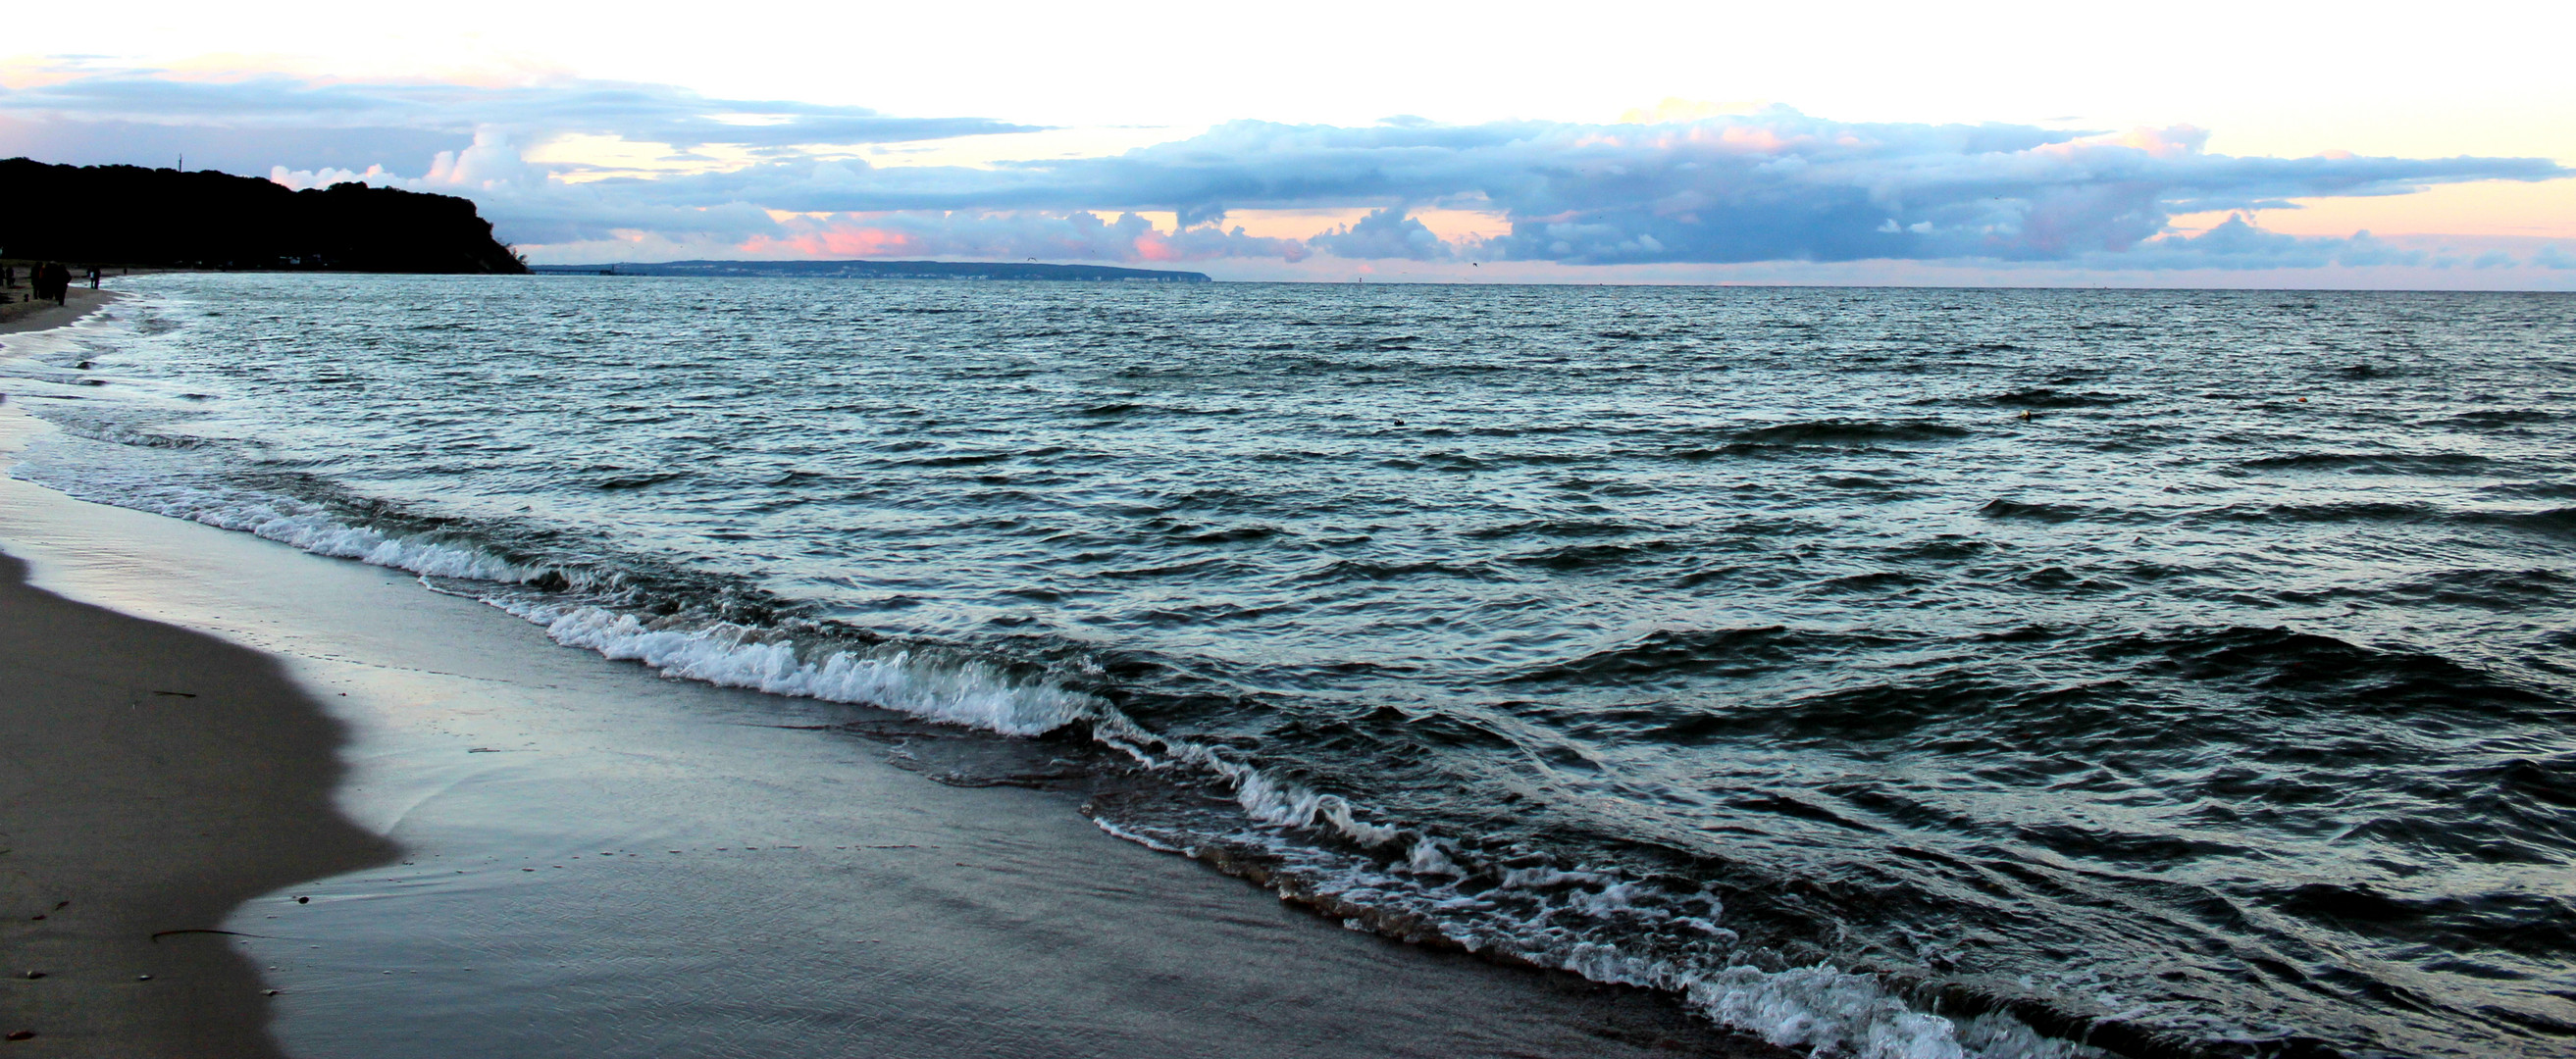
3, 71, 2567, 271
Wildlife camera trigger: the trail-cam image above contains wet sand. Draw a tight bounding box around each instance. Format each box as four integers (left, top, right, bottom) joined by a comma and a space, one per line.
0, 284, 373, 1057
0, 557, 397, 1055
0, 286, 117, 334
0, 307, 1789, 1056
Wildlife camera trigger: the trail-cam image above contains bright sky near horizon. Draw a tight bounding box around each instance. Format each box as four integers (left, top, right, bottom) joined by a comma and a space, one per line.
6, 0, 2573, 286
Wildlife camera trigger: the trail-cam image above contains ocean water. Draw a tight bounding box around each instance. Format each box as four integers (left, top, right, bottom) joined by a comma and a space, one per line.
6, 274, 2571, 1059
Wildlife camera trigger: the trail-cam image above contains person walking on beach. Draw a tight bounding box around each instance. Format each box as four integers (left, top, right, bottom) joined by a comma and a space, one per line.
40, 262, 70, 306
86, 266, 100, 289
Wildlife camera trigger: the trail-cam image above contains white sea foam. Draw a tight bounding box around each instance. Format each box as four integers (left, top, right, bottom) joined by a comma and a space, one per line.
15, 425, 1101, 739
1266, 822, 2083, 1058
191, 500, 534, 581
1954, 1012, 2106, 1059
504, 601, 1099, 736
1687, 965, 1971, 1058
20, 465, 538, 583
1077, 711, 2098, 1058
1086, 816, 1186, 854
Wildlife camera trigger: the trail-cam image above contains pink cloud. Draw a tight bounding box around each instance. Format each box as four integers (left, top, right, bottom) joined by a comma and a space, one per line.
734, 211, 1307, 263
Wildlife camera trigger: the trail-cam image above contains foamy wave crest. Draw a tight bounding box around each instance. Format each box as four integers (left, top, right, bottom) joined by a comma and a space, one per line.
24, 470, 536, 582
191, 501, 534, 580
1954, 1013, 2105, 1059
1078, 714, 2095, 1058
1687, 965, 1982, 1058
506, 602, 1100, 736
1089, 710, 1432, 852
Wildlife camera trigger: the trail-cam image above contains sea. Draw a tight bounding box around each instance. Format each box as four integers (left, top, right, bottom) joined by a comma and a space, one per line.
5, 274, 2571, 1059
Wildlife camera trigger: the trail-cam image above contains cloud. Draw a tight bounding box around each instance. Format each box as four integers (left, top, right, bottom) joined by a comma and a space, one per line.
2092, 215, 2424, 270
0, 113, 460, 175
7, 69, 2570, 275
275, 127, 781, 246
0, 68, 1039, 155
555, 110, 2564, 265
740, 211, 1308, 263
1308, 207, 1454, 260
269, 130, 1309, 263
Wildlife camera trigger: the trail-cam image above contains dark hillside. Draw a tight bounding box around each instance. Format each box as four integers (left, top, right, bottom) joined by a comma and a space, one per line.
0, 158, 526, 274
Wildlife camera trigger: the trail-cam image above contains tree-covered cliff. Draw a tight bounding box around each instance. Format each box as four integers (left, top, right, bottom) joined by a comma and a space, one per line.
0, 159, 527, 274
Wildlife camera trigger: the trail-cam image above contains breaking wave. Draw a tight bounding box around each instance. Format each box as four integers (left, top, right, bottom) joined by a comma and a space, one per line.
14, 276, 2575, 1058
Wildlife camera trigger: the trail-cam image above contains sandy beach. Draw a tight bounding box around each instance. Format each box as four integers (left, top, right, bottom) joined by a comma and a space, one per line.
1, 287, 395, 1056
0, 285, 118, 335
0, 295, 1787, 1057
0, 551, 396, 1056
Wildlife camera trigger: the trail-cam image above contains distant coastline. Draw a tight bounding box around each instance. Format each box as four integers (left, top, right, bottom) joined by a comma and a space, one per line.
529, 259, 1212, 282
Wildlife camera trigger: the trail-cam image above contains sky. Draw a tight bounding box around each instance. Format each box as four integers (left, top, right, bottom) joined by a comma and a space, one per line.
5, 0, 2573, 288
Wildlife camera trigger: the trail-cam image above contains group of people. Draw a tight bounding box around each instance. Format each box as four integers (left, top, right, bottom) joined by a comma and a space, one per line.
10, 262, 87, 306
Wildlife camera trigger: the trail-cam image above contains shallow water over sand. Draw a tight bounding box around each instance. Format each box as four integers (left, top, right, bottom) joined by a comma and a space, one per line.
8, 276, 2573, 1058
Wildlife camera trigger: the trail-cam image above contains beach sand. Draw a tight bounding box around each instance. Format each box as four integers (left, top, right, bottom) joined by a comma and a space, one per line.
0, 301, 1790, 1057
0, 285, 116, 334
1, 284, 382, 1057
0, 554, 396, 1056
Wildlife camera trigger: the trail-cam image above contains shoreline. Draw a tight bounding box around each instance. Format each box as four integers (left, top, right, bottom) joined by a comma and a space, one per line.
0, 287, 119, 334
0, 553, 396, 1056
0, 293, 1789, 1057
0, 282, 382, 1056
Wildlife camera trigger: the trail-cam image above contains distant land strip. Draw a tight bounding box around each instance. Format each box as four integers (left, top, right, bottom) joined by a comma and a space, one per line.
0, 158, 525, 274
531, 260, 1213, 282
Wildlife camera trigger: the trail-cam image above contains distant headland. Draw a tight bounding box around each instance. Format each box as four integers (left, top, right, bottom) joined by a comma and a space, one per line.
530, 259, 1212, 283
0, 158, 526, 274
